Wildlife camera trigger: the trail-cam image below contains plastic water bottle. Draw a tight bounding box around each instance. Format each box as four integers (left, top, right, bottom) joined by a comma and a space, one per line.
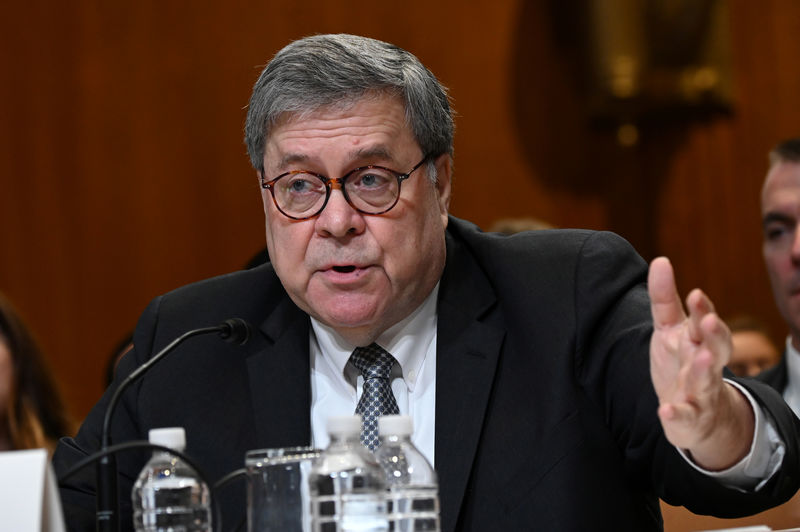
132, 427, 212, 532
309, 415, 388, 532
374, 416, 440, 532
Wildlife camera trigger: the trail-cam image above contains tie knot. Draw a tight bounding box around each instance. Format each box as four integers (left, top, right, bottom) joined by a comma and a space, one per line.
350, 343, 396, 380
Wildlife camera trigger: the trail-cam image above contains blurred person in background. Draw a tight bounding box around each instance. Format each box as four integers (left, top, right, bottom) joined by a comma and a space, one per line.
760, 137, 800, 416
488, 216, 554, 234
104, 334, 133, 388
726, 315, 781, 377
0, 291, 73, 453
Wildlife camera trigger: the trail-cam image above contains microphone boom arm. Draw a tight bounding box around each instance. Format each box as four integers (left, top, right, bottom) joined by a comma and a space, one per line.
96, 319, 248, 532
101, 325, 223, 448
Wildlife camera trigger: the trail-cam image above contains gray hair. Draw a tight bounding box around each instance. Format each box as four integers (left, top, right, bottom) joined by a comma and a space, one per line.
769, 137, 800, 166
244, 34, 454, 179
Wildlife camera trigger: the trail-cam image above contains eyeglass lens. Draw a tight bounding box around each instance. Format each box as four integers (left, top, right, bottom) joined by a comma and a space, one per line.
274, 167, 401, 218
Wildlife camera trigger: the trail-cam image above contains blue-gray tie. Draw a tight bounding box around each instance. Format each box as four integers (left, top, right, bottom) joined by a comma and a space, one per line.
351, 343, 400, 450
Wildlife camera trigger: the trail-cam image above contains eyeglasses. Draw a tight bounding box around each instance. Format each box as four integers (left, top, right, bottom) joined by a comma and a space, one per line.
260, 156, 429, 220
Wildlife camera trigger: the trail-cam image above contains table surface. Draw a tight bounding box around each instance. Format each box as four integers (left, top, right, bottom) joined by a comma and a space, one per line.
660, 490, 800, 531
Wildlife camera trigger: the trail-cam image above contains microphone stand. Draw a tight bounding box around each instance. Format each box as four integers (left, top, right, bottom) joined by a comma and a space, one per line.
61, 441, 223, 532
96, 320, 249, 532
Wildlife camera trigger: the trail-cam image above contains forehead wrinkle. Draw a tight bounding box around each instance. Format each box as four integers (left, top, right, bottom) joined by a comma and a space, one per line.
275, 110, 404, 142
272, 144, 401, 172
266, 97, 412, 172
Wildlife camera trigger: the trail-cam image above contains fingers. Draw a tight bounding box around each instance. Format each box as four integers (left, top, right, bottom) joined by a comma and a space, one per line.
699, 310, 732, 370
688, 342, 718, 395
685, 289, 730, 368
657, 347, 717, 425
650, 257, 735, 453
649, 256, 730, 373
685, 288, 713, 343
648, 257, 686, 329
656, 310, 730, 443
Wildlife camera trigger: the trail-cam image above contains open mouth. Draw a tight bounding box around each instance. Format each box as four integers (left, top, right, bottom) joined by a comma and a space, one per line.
332, 265, 357, 273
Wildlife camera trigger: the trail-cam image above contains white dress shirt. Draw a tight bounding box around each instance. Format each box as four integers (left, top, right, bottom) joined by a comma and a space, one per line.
310, 284, 439, 465
782, 337, 800, 417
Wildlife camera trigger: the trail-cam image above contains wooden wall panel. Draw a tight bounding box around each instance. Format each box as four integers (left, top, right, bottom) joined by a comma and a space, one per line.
2, 5, 800, 528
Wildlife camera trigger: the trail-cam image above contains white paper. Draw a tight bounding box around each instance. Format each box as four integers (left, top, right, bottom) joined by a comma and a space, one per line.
0, 449, 65, 532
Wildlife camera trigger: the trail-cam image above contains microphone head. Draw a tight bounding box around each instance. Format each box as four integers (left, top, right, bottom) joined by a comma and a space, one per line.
219, 318, 251, 345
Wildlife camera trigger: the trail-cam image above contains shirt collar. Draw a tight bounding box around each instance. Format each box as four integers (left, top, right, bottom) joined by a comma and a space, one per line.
310, 282, 439, 392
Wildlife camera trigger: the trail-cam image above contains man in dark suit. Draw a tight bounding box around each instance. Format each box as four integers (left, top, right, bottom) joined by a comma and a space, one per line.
759, 137, 800, 417
54, 35, 800, 531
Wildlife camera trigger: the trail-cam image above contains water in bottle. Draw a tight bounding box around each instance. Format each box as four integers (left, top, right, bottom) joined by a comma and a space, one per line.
374, 416, 440, 532
132, 427, 212, 532
309, 415, 388, 532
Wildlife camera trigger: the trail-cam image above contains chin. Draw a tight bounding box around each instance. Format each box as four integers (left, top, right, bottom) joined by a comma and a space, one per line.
317, 304, 379, 329
325, 313, 378, 331
316, 313, 383, 345
317, 292, 385, 322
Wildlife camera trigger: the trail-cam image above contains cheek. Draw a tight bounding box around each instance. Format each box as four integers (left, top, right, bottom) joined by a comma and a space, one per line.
387, 211, 445, 281
765, 250, 790, 280
269, 228, 304, 273
260, 189, 273, 215
264, 219, 313, 284
264, 205, 300, 254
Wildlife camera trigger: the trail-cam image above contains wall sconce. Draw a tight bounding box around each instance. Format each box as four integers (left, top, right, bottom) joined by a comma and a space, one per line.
580, 0, 735, 146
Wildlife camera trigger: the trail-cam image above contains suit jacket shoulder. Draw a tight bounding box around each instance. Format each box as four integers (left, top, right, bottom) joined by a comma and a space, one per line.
53, 264, 312, 532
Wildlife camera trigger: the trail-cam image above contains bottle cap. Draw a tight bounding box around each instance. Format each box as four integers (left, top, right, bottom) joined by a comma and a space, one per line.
378, 415, 413, 436
326, 415, 362, 437
148, 427, 187, 452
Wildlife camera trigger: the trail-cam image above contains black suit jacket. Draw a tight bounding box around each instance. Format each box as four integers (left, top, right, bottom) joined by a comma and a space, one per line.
54, 217, 800, 531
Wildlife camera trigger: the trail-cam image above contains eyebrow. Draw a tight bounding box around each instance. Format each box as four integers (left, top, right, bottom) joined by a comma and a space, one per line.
277, 153, 310, 169
762, 211, 795, 228
348, 146, 394, 163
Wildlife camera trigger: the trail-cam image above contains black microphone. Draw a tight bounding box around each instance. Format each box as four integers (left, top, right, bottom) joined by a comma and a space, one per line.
96, 318, 252, 532
218, 317, 250, 345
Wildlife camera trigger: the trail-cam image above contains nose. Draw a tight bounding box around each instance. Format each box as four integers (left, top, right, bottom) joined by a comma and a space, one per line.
314, 186, 366, 238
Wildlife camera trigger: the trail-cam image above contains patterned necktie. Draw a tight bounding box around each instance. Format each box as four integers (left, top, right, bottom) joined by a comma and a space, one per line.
350, 343, 400, 450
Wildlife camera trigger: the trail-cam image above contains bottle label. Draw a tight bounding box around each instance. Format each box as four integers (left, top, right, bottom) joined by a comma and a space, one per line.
312, 493, 388, 532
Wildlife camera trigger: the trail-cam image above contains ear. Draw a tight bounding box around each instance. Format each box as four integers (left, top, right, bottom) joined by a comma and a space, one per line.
433, 154, 452, 227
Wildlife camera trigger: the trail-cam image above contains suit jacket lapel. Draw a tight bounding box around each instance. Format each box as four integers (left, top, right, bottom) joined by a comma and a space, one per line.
435, 231, 505, 532
247, 294, 312, 449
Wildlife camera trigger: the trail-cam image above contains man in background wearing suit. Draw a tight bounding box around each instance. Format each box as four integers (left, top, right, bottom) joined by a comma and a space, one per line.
760, 137, 800, 417
54, 35, 800, 531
